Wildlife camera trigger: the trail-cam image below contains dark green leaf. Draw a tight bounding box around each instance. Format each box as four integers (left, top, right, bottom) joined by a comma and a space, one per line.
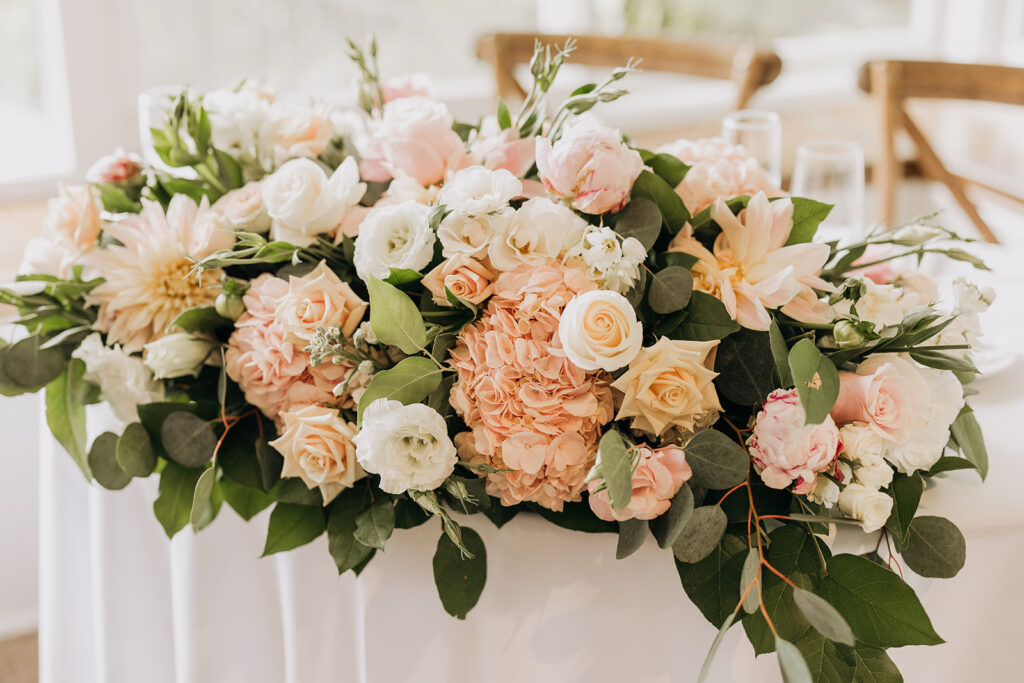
384, 268, 424, 286
784, 198, 833, 246
769, 320, 794, 386
669, 291, 740, 341
768, 525, 831, 580
353, 496, 396, 550
908, 349, 978, 374
153, 461, 204, 538
597, 430, 632, 511
116, 422, 156, 477
262, 503, 326, 556
190, 466, 218, 531
885, 473, 923, 550
276, 477, 324, 506
256, 438, 283, 491
327, 487, 375, 574
220, 478, 275, 521
649, 483, 694, 548
45, 361, 89, 478
788, 339, 840, 424
676, 532, 747, 627
673, 505, 728, 563
648, 266, 693, 314
715, 329, 777, 405
356, 356, 442, 424
793, 587, 855, 646
743, 575, 810, 656
925, 456, 976, 476
645, 152, 690, 187
792, 630, 856, 683
684, 429, 750, 490
613, 196, 661, 251
433, 526, 487, 619
616, 518, 648, 559
88, 432, 131, 490
528, 500, 616, 533
5, 335, 65, 388
950, 406, 987, 479
630, 169, 689, 233
777, 636, 814, 683
852, 645, 903, 682
901, 516, 966, 578
161, 411, 217, 468
367, 276, 427, 354
172, 306, 233, 336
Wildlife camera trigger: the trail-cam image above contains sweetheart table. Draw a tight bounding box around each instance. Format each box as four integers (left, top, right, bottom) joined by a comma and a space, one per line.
39, 246, 1024, 683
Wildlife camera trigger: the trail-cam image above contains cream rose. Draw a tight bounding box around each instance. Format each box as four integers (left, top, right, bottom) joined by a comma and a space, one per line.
838, 483, 893, 533
883, 364, 963, 475
269, 404, 364, 505
612, 337, 721, 436
212, 181, 271, 233
275, 260, 368, 344
353, 200, 436, 281
270, 102, 335, 166
838, 422, 886, 465
262, 157, 366, 247
487, 197, 586, 271
853, 460, 894, 490
421, 255, 496, 307
437, 209, 513, 260
558, 290, 642, 372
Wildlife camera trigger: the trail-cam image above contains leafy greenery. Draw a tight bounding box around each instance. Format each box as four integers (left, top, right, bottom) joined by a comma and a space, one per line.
262, 503, 327, 556
433, 527, 487, 619
684, 430, 750, 490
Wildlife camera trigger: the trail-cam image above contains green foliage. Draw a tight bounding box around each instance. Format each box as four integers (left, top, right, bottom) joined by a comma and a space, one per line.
220, 478, 275, 521
672, 505, 728, 563
643, 151, 690, 187
45, 359, 90, 478
684, 429, 750, 490
356, 356, 442, 424
262, 503, 327, 556
88, 432, 131, 490
161, 411, 217, 468
594, 430, 633, 511
613, 196, 662, 251
715, 330, 777, 405
190, 466, 221, 531
698, 610, 737, 682
630, 170, 690, 234
784, 198, 833, 246
615, 518, 648, 559
676, 532, 747, 627
649, 483, 694, 549
433, 526, 487, 619
367, 276, 427, 354
327, 487, 376, 574
739, 548, 760, 613
153, 461, 204, 538
172, 306, 234, 337
353, 496, 396, 550
788, 339, 840, 424
769, 320, 794, 386
116, 422, 157, 478
901, 516, 966, 578
792, 587, 855, 646
662, 291, 740, 341
276, 477, 324, 506
776, 636, 813, 683
6, 335, 66, 389
885, 473, 923, 550
950, 405, 988, 479
527, 500, 616, 534
647, 266, 694, 314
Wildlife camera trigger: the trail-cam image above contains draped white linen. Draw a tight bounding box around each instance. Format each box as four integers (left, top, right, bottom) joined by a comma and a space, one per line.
39, 245, 1024, 683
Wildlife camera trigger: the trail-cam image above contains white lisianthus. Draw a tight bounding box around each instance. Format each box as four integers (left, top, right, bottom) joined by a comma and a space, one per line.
143, 333, 215, 379
839, 422, 886, 466
838, 483, 893, 533
437, 209, 513, 260
883, 364, 963, 474
437, 166, 522, 216
262, 157, 366, 247
353, 399, 457, 494
353, 200, 436, 281
952, 277, 995, 316
558, 290, 643, 372
487, 197, 586, 271
203, 87, 273, 159
936, 277, 996, 354
71, 334, 164, 423
567, 225, 646, 293
853, 460, 894, 490
807, 477, 840, 509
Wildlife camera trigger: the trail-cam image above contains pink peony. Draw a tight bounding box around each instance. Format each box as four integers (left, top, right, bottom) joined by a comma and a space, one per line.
588, 444, 692, 522
748, 389, 842, 493
225, 273, 351, 424
535, 116, 644, 215
831, 355, 929, 442
657, 137, 781, 214
367, 96, 467, 186
449, 263, 615, 510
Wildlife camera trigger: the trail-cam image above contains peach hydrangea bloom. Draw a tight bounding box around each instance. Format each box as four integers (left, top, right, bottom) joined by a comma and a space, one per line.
449, 263, 615, 510
657, 137, 782, 214
225, 273, 351, 424
588, 444, 692, 522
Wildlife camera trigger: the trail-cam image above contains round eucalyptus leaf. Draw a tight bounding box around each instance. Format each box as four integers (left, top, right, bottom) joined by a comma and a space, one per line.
792, 587, 855, 646
647, 266, 694, 314
685, 430, 751, 490
613, 196, 662, 251
88, 432, 131, 490
672, 505, 728, 563
116, 422, 156, 477
616, 518, 648, 560
4, 335, 65, 389
161, 411, 217, 468
902, 516, 966, 578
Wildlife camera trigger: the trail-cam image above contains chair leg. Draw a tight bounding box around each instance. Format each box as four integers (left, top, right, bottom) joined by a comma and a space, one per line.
870, 62, 900, 229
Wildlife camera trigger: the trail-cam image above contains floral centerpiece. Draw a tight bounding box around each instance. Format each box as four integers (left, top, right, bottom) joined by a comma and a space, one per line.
3, 38, 992, 681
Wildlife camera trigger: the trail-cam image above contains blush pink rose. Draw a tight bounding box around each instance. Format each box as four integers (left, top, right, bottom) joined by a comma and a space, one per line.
588, 444, 692, 522
370, 96, 466, 186
535, 116, 644, 215
830, 355, 929, 442
748, 389, 842, 493
86, 148, 144, 186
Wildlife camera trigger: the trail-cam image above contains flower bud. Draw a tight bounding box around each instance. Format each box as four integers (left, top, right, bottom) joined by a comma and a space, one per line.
833, 320, 866, 348
143, 333, 215, 379
86, 148, 144, 188
891, 224, 943, 246
215, 291, 245, 320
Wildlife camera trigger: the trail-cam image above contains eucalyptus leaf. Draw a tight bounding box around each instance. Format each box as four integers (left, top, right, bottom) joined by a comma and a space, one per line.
673, 505, 728, 563
5, 334, 65, 388
261, 503, 326, 556
116, 422, 156, 478
432, 526, 487, 619
616, 518, 648, 559
788, 339, 840, 424
901, 516, 966, 578
793, 588, 855, 646
88, 432, 131, 490
776, 636, 814, 683
684, 430, 750, 490
648, 266, 693, 314
353, 496, 396, 550
697, 610, 736, 682
613, 196, 661, 251
630, 169, 689, 233
649, 483, 694, 548
740, 548, 761, 614
367, 276, 427, 354
668, 291, 740, 341
161, 411, 217, 468
190, 466, 218, 531
676, 532, 747, 626
356, 356, 442, 424
597, 430, 632, 511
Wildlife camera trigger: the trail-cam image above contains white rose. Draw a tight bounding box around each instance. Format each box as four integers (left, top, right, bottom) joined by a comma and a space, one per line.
839, 422, 886, 466
838, 483, 893, 533
71, 334, 164, 423
212, 181, 271, 233
807, 477, 839, 509
883, 364, 962, 475
270, 102, 336, 167
437, 209, 513, 259
488, 197, 586, 271
558, 290, 643, 372
262, 157, 366, 247
353, 200, 436, 281
353, 398, 457, 494
143, 333, 215, 379
437, 166, 522, 216
853, 460, 894, 490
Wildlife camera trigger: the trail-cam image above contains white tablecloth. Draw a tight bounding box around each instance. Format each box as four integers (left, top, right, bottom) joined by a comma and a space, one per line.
40, 246, 1024, 683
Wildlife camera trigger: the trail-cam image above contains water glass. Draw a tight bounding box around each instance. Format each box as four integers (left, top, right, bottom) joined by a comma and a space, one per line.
722, 109, 782, 186
790, 139, 866, 242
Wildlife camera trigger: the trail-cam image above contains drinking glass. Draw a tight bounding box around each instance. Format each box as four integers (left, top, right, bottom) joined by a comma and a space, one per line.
722, 109, 782, 186
790, 139, 866, 243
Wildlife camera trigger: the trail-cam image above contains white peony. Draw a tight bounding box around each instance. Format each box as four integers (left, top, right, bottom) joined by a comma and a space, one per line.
71, 334, 164, 423
437, 209, 513, 260
262, 157, 366, 247
883, 364, 962, 475
558, 290, 643, 372
487, 197, 587, 271
437, 166, 522, 216
353, 398, 457, 494
353, 200, 436, 281
143, 333, 215, 379
838, 483, 893, 533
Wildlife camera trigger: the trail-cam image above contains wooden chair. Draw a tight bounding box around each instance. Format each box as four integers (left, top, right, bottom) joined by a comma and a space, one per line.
859, 60, 1024, 244
476, 33, 782, 113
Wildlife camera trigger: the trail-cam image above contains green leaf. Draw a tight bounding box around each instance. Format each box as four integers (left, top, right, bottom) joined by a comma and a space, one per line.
793, 587, 855, 646
647, 266, 693, 314
383, 268, 424, 286
527, 500, 616, 534
172, 306, 233, 336
788, 339, 840, 424
715, 329, 777, 405
672, 505, 728, 563
684, 429, 750, 490
649, 483, 694, 548
190, 466, 218, 531
743, 576, 810, 656
698, 610, 737, 682
925, 455, 976, 476
885, 473, 923, 550
784, 198, 833, 246
768, 525, 831, 580
950, 406, 987, 479
616, 518, 648, 559
220, 479, 275, 521
353, 496, 396, 550
256, 438, 283, 491
153, 461, 204, 538
852, 645, 903, 682
276, 477, 324, 506
88, 432, 131, 490
262, 503, 326, 556
45, 361, 89, 478
776, 636, 814, 683
630, 169, 689, 233
819, 554, 943, 647
356, 356, 441, 424
327, 487, 375, 574
613, 196, 662, 251
96, 183, 139, 213
116, 422, 156, 478
901, 516, 966, 578
367, 276, 427, 354
597, 430, 632, 511
908, 348, 978, 374
792, 630, 856, 683
5, 335, 66, 389
676, 532, 747, 627
740, 548, 761, 614
496, 97, 512, 130
645, 152, 690, 187
161, 411, 217, 468
669, 291, 740, 341
433, 526, 487, 619
769, 320, 794, 386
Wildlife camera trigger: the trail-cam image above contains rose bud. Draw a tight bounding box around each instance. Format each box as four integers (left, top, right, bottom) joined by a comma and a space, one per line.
143, 333, 215, 379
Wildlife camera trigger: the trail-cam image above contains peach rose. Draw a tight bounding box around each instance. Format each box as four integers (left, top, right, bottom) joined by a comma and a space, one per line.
588, 444, 692, 522
269, 404, 364, 505
271, 103, 335, 166
830, 355, 929, 442
612, 337, 722, 436
535, 116, 644, 215
275, 260, 368, 345
371, 96, 466, 186
557, 290, 642, 372
421, 255, 495, 307
211, 181, 271, 233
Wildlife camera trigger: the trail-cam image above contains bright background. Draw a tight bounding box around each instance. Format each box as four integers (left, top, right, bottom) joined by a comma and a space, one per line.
2, 0, 1024, 644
